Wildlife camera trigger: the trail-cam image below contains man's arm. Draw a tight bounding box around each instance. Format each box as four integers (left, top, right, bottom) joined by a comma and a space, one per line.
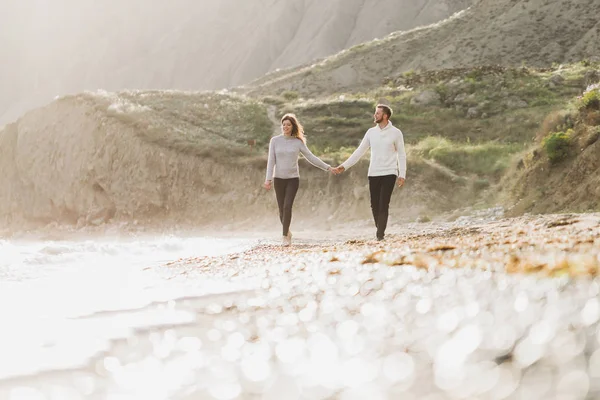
335, 131, 371, 173
395, 129, 407, 187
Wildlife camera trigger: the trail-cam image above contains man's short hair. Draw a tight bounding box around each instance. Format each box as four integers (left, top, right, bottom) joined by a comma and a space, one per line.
376, 104, 393, 118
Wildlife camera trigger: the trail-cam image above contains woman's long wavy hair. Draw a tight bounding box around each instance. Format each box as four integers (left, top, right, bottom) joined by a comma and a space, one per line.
281, 113, 306, 144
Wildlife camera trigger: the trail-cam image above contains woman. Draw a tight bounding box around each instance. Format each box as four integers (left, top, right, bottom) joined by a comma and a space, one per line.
264, 113, 332, 246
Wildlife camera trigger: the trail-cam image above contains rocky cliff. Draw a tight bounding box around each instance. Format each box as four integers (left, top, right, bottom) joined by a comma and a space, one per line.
245, 0, 600, 96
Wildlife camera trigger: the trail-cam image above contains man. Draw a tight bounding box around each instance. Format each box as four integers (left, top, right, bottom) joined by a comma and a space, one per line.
333, 104, 406, 241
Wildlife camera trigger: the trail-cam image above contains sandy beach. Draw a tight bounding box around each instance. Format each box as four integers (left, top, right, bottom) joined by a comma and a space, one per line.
1, 211, 600, 399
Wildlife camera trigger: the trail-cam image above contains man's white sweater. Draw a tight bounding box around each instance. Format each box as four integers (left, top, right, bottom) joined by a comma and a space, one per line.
341, 121, 406, 178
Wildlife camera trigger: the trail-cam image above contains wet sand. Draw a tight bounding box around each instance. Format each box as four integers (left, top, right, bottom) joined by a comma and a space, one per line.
1, 212, 600, 399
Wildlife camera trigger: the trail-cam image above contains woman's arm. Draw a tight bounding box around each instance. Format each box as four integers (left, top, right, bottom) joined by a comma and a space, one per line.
299, 141, 331, 171
265, 137, 276, 183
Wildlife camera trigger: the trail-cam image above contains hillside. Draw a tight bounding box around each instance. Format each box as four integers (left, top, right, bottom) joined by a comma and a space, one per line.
244, 0, 600, 97
504, 81, 600, 215
2, 0, 600, 232
2, 61, 598, 232
0, 90, 481, 233
0, 0, 472, 125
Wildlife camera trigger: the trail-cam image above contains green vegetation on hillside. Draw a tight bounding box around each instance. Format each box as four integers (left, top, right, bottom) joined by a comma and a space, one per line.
262, 63, 598, 184
542, 130, 574, 164
79, 90, 273, 161
276, 65, 593, 143
410, 137, 523, 177
62, 62, 599, 215
504, 80, 600, 214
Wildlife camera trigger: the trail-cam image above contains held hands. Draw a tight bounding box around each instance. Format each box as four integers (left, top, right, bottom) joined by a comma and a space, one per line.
263, 180, 272, 190
330, 166, 345, 175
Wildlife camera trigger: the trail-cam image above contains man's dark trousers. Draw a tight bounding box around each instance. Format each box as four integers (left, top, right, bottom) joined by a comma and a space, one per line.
368, 174, 397, 240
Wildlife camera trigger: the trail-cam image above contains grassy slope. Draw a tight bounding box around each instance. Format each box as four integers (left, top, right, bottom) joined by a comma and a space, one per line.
53, 62, 598, 217
75, 90, 273, 163
230, 0, 600, 214
503, 81, 600, 215
260, 64, 598, 183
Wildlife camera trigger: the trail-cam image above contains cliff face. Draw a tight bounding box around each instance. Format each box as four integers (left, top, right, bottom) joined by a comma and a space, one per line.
0, 0, 472, 125
245, 0, 600, 96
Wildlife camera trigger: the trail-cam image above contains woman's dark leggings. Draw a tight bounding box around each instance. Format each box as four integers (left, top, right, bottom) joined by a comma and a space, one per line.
274, 177, 299, 236
368, 174, 397, 240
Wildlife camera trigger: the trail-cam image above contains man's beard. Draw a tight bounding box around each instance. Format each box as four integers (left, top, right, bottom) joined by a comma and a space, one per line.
375, 117, 383, 123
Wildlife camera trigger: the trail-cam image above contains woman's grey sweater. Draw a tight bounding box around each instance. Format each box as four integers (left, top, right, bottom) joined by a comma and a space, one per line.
265, 135, 331, 180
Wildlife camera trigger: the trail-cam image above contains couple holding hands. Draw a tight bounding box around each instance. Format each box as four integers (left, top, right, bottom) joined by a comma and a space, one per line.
264, 104, 406, 246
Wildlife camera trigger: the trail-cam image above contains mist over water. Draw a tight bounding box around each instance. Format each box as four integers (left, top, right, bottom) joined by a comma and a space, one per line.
0, 235, 257, 380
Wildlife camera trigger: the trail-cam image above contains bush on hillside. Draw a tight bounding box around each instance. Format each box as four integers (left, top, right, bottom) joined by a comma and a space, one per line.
542, 130, 573, 164
578, 84, 600, 111
536, 110, 575, 142
262, 96, 285, 106
282, 90, 299, 101
434, 83, 450, 105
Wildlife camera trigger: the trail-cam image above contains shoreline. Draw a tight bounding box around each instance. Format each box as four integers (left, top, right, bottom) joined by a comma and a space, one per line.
1, 211, 599, 399
0, 204, 499, 242
157, 211, 600, 281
